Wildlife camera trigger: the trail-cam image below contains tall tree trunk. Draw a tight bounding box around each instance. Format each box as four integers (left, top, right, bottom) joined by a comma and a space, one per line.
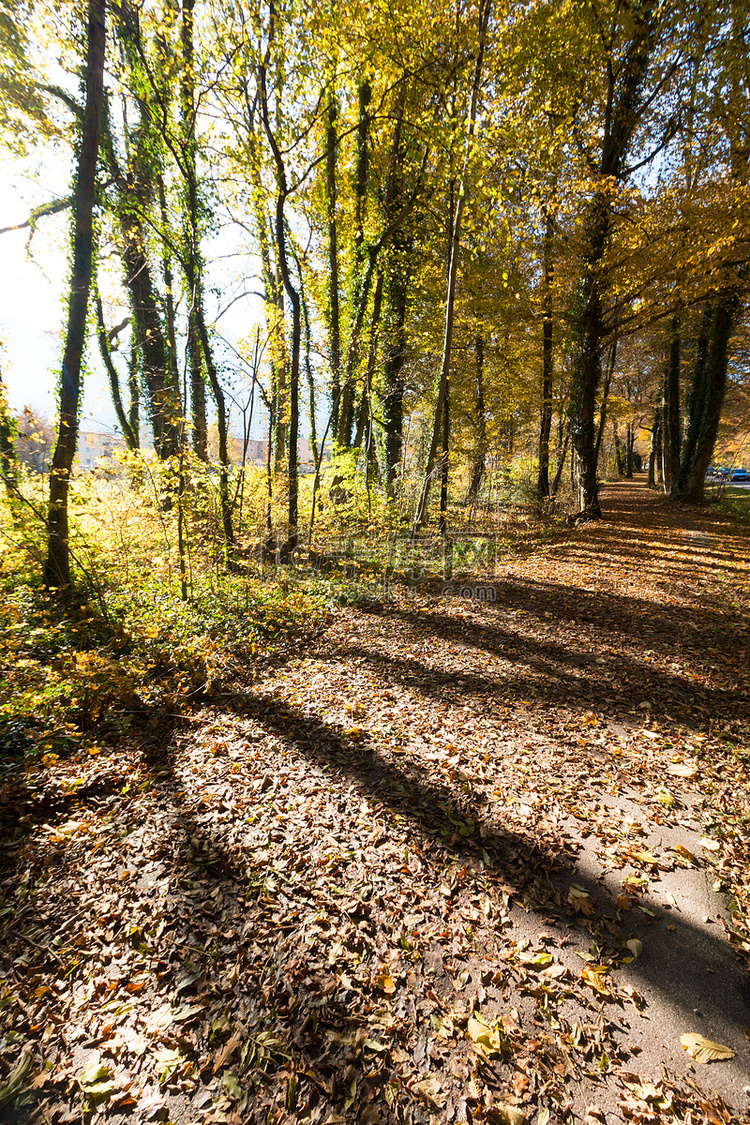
337, 81, 372, 447
413, 0, 491, 531
181, 0, 208, 462
381, 96, 410, 496
594, 336, 617, 464
94, 290, 139, 450
259, 64, 300, 555
551, 422, 570, 497
662, 314, 681, 492
674, 291, 741, 500
156, 174, 185, 447
127, 336, 140, 445
537, 206, 554, 499
301, 279, 319, 468
612, 421, 625, 476
439, 369, 450, 533
45, 0, 105, 588
354, 270, 383, 451
467, 333, 487, 502
325, 94, 341, 438
625, 422, 635, 478
240, 85, 284, 478
569, 0, 658, 516
196, 308, 234, 550
648, 407, 661, 487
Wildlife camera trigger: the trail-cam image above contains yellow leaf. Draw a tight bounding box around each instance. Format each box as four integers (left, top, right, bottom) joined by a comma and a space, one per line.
467, 1015, 504, 1055
672, 844, 698, 865
488, 1106, 529, 1125
680, 1033, 735, 1064
581, 967, 613, 999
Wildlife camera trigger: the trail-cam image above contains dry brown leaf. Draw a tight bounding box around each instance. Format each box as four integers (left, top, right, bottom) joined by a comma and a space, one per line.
374, 968, 396, 995
568, 886, 596, 916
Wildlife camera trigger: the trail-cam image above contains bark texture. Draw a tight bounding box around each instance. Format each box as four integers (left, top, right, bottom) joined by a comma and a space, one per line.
45, 0, 105, 588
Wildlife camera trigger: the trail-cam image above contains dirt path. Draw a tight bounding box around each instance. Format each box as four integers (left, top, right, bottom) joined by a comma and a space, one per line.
2, 479, 750, 1125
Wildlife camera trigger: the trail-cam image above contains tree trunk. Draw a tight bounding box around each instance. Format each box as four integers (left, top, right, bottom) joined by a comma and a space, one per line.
116, 187, 181, 458
674, 292, 741, 501
438, 370, 450, 533
94, 290, 139, 450
537, 207, 554, 499
196, 308, 234, 550
259, 64, 300, 555
354, 269, 383, 451
181, 0, 208, 462
413, 0, 492, 531
662, 314, 681, 492
612, 421, 625, 476
551, 422, 570, 497
569, 0, 658, 516
45, 0, 105, 588
648, 408, 661, 487
157, 174, 186, 449
325, 95, 341, 438
337, 81, 372, 447
467, 333, 487, 503
594, 337, 617, 465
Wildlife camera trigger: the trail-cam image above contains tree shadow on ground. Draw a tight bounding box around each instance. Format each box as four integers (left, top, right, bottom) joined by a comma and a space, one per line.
221, 686, 750, 1030
350, 595, 748, 730
2, 683, 748, 1124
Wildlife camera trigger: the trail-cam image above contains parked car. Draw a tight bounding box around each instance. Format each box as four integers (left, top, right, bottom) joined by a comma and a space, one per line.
729, 467, 750, 482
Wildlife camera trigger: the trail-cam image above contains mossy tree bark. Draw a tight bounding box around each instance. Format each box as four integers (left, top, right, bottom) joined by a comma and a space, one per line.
44, 0, 105, 588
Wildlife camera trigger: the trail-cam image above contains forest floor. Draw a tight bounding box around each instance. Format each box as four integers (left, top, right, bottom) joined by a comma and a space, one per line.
2, 477, 750, 1125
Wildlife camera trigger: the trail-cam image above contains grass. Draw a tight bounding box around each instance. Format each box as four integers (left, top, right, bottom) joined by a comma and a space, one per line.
720, 485, 750, 526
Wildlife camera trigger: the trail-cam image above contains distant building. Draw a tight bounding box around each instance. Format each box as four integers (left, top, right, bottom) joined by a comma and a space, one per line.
231, 435, 318, 468
75, 431, 126, 471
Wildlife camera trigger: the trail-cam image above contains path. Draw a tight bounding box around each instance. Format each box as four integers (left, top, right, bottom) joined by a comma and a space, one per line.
1, 479, 749, 1125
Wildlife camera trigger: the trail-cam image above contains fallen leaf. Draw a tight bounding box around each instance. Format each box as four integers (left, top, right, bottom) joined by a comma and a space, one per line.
467, 1015, 505, 1055
374, 967, 396, 994
680, 1033, 735, 1064
699, 837, 721, 852
667, 763, 696, 778
568, 885, 596, 916
487, 1105, 529, 1125
672, 845, 698, 865
582, 967, 613, 999
0, 1050, 32, 1110
415, 1076, 445, 1109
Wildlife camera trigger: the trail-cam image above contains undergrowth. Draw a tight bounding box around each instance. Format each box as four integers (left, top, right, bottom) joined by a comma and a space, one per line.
0, 464, 569, 767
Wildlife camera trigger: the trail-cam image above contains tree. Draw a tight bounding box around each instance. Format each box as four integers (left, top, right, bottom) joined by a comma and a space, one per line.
44, 0, 105, 589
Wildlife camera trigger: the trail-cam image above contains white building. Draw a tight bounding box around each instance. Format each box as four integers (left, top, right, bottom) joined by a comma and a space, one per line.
75, 431, 126, 471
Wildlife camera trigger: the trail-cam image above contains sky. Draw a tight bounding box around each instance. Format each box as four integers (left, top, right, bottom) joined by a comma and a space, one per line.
0, 151, 270, 442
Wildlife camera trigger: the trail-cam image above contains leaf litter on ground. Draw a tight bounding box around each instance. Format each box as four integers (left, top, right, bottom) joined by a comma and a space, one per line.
0, 482, 749, 1124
